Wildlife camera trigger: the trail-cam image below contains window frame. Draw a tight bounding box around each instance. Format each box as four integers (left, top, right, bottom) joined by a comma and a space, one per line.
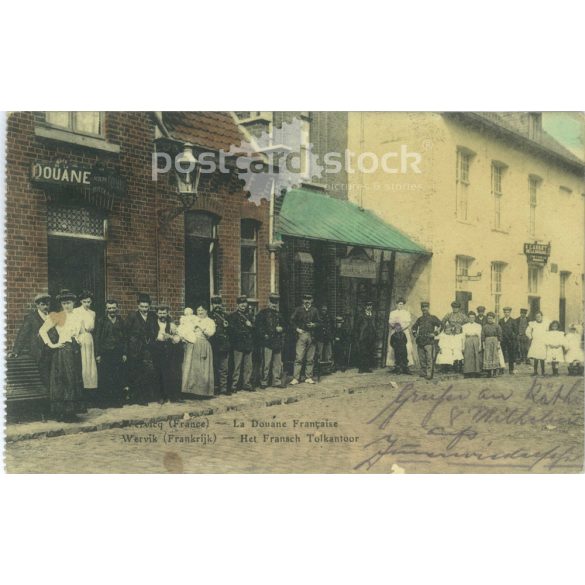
45, 112, 105, 138
456, 148, 474, 221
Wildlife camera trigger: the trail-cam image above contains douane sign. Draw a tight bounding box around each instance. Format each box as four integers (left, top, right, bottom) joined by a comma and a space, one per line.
524, 242, 551, 265
31, 161, 91, 186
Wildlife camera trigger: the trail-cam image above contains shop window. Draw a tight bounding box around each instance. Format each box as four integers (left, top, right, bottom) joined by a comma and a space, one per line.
241, 219, 259, 299
45, 112, 103, 137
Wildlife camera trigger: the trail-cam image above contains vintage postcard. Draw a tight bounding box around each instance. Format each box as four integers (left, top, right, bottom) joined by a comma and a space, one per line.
3, 111, 584, 473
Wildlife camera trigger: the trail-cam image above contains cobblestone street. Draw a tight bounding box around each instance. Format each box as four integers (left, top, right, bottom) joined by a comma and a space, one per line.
5, 367, 584, 473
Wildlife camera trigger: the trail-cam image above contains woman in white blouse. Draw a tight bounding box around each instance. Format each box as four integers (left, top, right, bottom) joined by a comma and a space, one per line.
386, 297, 419, 372
39, 289, 86, 421
179, 305, 217, 397
73, 290, 98, 391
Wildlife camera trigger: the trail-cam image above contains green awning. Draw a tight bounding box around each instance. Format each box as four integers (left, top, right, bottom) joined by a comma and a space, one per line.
276, 188, 429, 254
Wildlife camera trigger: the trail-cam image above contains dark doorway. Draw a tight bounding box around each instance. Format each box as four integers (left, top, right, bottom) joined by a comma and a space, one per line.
559, 272, 570, 331
528, 296, 541, 320
185, 238, 212, 310
48, 236, 106, 313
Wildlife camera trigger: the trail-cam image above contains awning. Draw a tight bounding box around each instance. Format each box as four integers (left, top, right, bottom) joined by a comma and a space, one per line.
276, 188, 429, 254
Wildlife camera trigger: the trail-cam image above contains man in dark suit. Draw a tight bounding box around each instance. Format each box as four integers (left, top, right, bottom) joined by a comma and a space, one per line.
255, 293, 287, 389
290, 294, 321, 385
10, 293, 53, 388
209, 295, 231, 395
515, 308, 530, 364
499, 306, 518, 374
354, 300, 377, 373
95, 299, 128, 407
229, 296, 255, 392
125, 293, 157, 405
476, 306, 487, 327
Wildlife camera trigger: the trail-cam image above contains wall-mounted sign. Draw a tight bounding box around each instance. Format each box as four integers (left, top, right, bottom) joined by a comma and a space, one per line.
524, 242, 551, 265
31, 161, 126, 210
340, 257, 377, 279
31, 161, 91, 186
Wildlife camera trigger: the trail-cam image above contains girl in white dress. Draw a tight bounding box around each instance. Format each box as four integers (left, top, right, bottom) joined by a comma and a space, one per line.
545, 321, 567, 376
386, 298, 419, 371
73, 291, 98, 390
526, 311, 549, 376
436, 324, 455, 370
451, 324, 464, 373
565, 324, 584, 375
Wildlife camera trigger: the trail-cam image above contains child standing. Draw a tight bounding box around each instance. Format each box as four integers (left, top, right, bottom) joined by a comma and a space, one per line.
436, 324, 455, 372
481, 312, 502, 378
527, 311, 549, 376
565, 323, 584, 375
390, 323, 410, 374
545, 321, 567, 376
451, 324, 464, 374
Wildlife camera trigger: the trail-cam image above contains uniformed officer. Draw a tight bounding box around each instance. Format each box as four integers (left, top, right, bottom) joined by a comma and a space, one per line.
255, 293, 286, 388
209, 295, 231, 395
354, 300, 377, 373
499, 307, 518, 374
516, 308, 530, 364
290, 293, 321, 385
229, 295, 255, 391
412, 302, 442, 380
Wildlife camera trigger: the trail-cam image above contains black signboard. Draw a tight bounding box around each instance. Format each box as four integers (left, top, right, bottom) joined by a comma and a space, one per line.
524, 242, 551, 265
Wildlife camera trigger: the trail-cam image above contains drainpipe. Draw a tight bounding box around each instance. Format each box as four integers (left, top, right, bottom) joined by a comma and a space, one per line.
269, 178, 276, 293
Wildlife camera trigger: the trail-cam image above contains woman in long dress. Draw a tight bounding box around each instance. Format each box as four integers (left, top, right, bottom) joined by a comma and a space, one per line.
481, 312, 502, 377
526, 311, 549, 376
386, 297, 419, 372
462, 311, 482, 377
73, 290, 98, 391
179, 306, 216, 397
39, 289, 86, 421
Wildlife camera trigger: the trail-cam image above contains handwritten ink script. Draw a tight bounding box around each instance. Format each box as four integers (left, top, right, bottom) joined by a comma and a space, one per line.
356, 378, 584, 473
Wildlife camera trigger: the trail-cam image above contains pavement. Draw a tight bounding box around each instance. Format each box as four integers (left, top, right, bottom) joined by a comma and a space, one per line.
5, 368, 392, 443
4, 364, 584, 474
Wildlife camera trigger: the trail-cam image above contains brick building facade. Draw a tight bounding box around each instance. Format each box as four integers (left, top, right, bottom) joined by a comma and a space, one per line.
5, 111, 272, 355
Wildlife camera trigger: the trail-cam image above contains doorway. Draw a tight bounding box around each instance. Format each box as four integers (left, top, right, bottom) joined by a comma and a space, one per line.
48, 236, 106, 313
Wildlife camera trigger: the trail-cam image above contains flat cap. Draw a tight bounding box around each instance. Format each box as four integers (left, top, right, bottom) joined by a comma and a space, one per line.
34, 293, 51, 303
236, 295, 248, 303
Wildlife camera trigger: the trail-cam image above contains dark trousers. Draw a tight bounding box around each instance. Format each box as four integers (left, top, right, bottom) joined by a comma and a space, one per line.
417, 343, 435, 378
392, 342, 409, 373
233, 350, 253, 390
333, 341, 348, 371
151, 341, 180, 401
501, 338, 516, 373
98, 348, 127, 406
357, 340, 375, 372
213, 348, 229, 394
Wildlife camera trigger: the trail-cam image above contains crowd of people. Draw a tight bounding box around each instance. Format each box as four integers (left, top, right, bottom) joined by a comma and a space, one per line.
9, 290, 584, 422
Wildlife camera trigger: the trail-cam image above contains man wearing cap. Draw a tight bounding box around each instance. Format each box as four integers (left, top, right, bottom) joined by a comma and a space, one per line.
412, 302, 442, 379
355, 301, 377, 373
126, 293, 157, 405
10, 293, 54, 388
95, 299, 128, 407
475, 306, 487, 327
499, 307, 518, 374
209, 295, 231, 395
149, 304, 182, 404
515, 308, 530, 364
229, 296, 255, 391
290, 294, 321, 384
255, 293, 286, 388
442, 301, 469, 330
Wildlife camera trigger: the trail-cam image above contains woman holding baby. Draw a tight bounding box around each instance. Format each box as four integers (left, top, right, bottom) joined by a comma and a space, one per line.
178, 305, 217, 397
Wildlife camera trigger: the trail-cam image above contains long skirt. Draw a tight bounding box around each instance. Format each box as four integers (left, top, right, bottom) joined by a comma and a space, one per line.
386, 329, 420, 369
182, 338, 214, 397
78, 331, 98, 389
49, 342, 86, 418
483, 337, 500, 370
463, 336, 481, 374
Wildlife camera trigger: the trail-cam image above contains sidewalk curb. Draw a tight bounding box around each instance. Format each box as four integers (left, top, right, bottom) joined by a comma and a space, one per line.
5, 375, 393, 444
